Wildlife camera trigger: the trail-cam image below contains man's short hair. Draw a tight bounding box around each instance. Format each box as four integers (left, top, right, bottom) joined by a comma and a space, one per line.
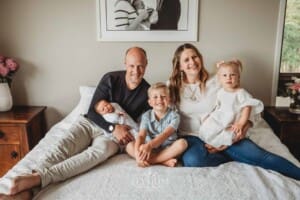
125, 46, 147, 59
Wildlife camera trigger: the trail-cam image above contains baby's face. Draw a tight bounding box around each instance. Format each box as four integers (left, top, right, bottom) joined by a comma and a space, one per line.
97, 101, 114, 115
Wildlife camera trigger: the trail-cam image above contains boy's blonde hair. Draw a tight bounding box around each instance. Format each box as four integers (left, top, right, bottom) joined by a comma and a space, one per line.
147, 82, 170, 97
216, 59, 243, 75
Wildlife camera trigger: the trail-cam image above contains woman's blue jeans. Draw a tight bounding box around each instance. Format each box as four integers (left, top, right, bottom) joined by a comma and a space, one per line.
181, 136, 300, 180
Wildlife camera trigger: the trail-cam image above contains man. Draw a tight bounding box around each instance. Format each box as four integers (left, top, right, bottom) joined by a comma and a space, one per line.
1, 47, 150, 200
87, 46, 150, 145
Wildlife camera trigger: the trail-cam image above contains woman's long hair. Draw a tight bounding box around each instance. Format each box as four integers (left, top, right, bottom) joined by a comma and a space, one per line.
168, 43, 209, 104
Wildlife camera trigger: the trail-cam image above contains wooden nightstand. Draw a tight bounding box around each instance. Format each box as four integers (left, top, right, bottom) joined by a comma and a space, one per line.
0, 106, 47, 177
263, 106, 300, 161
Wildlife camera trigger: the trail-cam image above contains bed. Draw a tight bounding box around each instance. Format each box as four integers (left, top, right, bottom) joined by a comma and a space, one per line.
0, 86, 300, 200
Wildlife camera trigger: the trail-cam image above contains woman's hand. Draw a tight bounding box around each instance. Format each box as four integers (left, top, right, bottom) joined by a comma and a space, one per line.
205, 143, 227, 153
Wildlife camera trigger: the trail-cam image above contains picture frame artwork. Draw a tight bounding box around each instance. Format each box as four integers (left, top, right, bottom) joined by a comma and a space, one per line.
96, 0, 199, 41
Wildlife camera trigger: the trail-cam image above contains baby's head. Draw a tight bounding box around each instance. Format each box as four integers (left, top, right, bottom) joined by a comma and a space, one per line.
216, 59, 242, 90
95, 100, 114, 115
147, 82, 171, 112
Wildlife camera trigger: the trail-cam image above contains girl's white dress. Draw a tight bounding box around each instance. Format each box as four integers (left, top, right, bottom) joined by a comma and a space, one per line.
198, 88, 264, 148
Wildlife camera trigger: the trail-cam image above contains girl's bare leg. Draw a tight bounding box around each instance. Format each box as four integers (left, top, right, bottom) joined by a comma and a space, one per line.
149, 139, 188, 167
9, 173, 41, 195
0, 190, 32, 200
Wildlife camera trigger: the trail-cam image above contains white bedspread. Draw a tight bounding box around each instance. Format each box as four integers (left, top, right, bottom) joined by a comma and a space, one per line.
1, 118, 300, 200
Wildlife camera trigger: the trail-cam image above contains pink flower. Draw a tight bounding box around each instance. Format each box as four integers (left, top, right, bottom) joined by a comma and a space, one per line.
0, 63, 9, 76
5, 58, 19, 71
0, 55, 20, 83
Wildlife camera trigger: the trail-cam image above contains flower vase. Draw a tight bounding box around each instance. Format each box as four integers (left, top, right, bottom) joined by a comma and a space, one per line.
0, 82, 13, 111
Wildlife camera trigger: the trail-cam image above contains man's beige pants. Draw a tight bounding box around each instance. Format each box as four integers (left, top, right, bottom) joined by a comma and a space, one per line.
35, 116, 119, 188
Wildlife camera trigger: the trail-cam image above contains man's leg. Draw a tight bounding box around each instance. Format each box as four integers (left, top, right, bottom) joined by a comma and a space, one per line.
9, 116, 95, 195
39, 135, 119, 187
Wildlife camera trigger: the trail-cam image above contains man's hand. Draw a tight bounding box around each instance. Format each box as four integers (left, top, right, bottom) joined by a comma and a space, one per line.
112, 124, 135, 145
205, 143, 227, 153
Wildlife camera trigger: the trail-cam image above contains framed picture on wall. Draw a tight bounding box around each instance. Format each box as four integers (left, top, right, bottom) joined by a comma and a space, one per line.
96, 0, 199, 41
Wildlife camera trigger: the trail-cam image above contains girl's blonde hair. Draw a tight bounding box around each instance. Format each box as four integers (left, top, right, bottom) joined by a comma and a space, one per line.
216, 59, 243, 74
168, 43, 209, 104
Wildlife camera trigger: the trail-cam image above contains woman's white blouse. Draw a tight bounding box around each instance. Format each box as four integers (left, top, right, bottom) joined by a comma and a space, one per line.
178, 76, 220, 136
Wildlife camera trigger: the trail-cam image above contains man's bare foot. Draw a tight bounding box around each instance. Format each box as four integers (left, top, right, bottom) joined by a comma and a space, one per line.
162, 158, 177, 167
9, 173, 41, 195
0, 190, 32, 200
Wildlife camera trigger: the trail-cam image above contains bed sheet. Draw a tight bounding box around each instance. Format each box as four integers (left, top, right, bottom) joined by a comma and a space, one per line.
0, 117, 299, 200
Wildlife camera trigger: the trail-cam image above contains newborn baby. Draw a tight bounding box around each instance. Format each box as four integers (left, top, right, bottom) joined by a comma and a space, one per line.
95, 100, 139, 140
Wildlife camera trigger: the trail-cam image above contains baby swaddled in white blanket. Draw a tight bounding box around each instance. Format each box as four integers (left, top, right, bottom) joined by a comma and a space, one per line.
96, 100, 139, 141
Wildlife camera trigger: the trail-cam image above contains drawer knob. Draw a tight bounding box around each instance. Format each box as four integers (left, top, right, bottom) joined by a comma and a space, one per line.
0, 131, 4, 139
11, 151, 18, 159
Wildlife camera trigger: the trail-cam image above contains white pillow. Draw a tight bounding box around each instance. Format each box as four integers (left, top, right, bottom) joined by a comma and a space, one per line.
63, 86, 96, 124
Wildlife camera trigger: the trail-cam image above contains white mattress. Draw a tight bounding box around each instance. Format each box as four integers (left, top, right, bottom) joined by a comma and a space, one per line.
1, 114, 300, 200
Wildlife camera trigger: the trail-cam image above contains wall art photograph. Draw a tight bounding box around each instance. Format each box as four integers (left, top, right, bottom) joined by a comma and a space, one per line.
96, 0, 199, 41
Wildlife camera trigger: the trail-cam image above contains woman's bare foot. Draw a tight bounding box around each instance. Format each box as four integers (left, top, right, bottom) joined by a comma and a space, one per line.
9, 173, 41, 195
0, 190, 32, 200
162, 158, 177, 167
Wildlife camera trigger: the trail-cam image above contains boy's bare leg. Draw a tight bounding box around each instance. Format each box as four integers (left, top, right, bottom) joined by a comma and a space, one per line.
125, 141, 149, 167
125, 141, 136, 158
149, 139, 188, 167
0, 190, 32, 200
9, 173, 41, 195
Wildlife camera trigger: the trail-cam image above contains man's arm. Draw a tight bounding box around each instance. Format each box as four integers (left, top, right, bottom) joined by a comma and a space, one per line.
86, 73, 115, 132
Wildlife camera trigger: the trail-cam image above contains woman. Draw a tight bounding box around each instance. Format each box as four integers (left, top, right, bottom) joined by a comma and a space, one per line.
168, 43, 300, 180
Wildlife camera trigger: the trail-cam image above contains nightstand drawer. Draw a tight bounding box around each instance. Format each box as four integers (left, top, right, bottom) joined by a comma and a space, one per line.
0, 106, 47, 177
0, 144, 20, 177
263, 106, 300, 161
0, 126, 21, 144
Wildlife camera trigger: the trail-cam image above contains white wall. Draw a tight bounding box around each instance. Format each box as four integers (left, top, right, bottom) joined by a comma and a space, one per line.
0, 0, 280, 128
